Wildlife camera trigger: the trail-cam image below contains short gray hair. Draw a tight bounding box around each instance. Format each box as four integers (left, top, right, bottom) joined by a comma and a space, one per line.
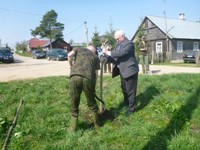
115, 29, 125, 37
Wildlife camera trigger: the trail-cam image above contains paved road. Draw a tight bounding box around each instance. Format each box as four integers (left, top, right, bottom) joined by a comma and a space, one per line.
0, 54, 199, 82
0, 54, 70, 82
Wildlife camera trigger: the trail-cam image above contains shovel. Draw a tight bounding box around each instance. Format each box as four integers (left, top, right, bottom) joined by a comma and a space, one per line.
99, 57, 106, 113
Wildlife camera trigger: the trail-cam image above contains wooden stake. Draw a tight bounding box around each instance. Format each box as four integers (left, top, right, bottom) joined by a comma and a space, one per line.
2, 99, 23, 150
99, 61, 106, 113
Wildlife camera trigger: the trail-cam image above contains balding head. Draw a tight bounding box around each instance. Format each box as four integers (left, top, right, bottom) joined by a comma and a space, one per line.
87, 45, 96, 53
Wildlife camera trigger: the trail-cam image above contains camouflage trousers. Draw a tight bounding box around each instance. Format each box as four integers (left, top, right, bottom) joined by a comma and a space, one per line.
139, 54, 149, 74
69, 76, 99, 117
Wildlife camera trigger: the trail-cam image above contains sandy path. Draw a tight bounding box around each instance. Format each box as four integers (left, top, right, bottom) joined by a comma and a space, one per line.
0, 54, 199, 82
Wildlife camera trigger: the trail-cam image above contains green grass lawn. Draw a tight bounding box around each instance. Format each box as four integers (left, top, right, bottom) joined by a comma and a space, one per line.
0, 74, 200, 150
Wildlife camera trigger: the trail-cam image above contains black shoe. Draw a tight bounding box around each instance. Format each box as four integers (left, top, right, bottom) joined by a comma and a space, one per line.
125, 110, 133, 117
123, 99, 129, 106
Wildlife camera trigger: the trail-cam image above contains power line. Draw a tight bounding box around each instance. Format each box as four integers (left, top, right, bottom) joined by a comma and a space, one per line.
65, 23, 85, 36
61, 17, 85, 23
0, 7, 85, 23
0, 7, 88, 40
0, 7, 41, 16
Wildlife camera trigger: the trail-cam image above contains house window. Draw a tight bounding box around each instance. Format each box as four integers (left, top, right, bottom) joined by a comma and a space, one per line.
156, 42, 162, 53
177, 41, 183, 52
193, 42, 199, 51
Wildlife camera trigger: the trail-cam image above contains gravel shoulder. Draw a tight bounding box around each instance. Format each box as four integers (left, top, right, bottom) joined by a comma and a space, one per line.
0, 54, 199, 82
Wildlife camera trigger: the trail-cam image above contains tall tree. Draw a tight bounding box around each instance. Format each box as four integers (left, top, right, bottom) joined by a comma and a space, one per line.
91, 26, 101, 47
31, 9, 64, 49
134, 26, 145, 54
16, 41, 28, 53
104, 20, 116, 49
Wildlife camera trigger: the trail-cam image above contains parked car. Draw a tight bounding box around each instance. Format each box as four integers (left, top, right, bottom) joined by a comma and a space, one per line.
46, 49, 67, 61
32, 50, 46, 59
0, 48, 14, 63
183, 51, 200, 63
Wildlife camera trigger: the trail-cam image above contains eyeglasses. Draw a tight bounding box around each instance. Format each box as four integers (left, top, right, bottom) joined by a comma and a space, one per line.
115, 37, 120, 41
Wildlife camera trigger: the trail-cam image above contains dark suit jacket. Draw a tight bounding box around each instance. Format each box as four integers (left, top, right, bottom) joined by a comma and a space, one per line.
111, 38, 139, 78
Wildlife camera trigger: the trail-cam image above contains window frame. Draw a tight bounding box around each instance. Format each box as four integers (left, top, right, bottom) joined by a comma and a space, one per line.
177, 41, 183, 53
193, 42, 199, 51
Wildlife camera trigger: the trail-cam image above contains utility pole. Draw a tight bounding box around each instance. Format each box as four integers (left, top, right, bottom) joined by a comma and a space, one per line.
84, 22, 89, 46
196, 49, 200, 67
164, 0, 169, 61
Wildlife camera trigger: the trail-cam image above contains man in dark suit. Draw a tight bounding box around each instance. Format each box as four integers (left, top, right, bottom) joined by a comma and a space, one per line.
103, 29, 139, 116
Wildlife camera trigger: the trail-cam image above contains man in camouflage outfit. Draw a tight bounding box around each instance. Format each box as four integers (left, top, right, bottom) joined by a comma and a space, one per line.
68, 45, 101, 132
139, 36, 149, 74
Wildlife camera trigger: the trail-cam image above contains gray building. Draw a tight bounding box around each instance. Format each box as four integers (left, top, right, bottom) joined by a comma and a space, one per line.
132, 14, 200, 62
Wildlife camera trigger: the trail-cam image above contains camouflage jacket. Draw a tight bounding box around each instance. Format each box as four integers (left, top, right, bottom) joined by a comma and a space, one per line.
70, 48, 100, 84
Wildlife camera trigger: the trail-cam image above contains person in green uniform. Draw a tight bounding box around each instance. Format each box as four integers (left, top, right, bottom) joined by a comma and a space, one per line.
139, 36, 149, 74
67, 45, 101, 132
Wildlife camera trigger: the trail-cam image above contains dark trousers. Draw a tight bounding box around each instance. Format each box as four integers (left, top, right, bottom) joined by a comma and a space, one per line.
120, 73, 138, 112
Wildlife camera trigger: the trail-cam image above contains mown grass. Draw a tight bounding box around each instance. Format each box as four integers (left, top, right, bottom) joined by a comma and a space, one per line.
0, 74, 200, 150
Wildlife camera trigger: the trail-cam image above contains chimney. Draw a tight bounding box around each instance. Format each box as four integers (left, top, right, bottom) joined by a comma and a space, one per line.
179, 13, 185, 20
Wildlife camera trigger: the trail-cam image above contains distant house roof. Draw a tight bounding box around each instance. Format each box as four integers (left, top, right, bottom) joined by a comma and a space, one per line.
147, 15, 200, 40
29, 37, 49, 48
42, 39, 55, 47
42, 39, 69, 48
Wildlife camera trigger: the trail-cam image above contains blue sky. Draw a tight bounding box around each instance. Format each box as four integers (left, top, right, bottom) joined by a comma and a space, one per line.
0, 0, 199, 49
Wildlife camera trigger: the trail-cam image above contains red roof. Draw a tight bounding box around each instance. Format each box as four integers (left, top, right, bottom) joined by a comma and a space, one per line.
29, 38, 49, 48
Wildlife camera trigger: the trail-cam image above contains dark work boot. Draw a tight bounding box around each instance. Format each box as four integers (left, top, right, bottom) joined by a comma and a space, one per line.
68, 116, 78, 132
92, 112, 101, 128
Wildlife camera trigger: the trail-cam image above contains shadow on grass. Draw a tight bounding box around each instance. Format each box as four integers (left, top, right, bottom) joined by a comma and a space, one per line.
136, 85, 160, 112
78, 121, 94, 130
142, 87, 200, 150
98, 85, 160, 122
99, 109, 116, 125
79, 109, 116, 130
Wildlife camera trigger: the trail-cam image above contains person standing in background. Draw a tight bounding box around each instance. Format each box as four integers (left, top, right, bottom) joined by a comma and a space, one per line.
139, 36, 149, 74
101, 41, 112, 73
